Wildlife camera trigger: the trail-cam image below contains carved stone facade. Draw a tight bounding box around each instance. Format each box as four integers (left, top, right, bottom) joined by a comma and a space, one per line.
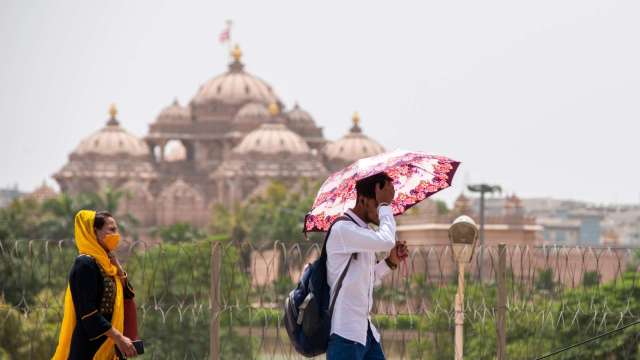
53, 45, 386, 228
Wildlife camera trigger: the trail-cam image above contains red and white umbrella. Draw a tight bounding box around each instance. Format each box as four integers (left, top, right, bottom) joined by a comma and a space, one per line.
305, 149, 460, 233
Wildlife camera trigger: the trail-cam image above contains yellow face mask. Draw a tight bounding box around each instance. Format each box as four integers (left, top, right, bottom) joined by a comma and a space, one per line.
103, 233, 121, 251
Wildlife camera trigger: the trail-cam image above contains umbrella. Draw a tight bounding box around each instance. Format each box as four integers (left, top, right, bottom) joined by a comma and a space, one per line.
305, 149, 460, 232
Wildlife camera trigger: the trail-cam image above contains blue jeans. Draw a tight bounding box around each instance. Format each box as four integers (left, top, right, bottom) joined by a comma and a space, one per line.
326, 326, 385, 360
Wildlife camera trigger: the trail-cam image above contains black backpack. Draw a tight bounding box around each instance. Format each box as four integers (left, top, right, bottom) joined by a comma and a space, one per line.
284, 215, 356, 357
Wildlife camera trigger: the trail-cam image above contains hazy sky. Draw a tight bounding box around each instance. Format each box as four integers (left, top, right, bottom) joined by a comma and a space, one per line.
1, 0, 639, 205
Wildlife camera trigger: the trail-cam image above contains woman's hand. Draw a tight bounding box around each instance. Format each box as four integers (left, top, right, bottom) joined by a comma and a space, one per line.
114, 333, 137, 358
107, 328, 137, 357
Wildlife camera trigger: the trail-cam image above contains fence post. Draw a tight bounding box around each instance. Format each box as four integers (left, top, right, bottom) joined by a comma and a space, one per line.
210, 241, 221, 360
496, 243, 507, 360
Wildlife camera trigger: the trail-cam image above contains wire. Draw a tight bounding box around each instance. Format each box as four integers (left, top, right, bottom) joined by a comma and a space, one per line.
535, 319, 640, 359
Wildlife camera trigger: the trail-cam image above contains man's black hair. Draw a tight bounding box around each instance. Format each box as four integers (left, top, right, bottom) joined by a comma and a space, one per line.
355, 172, 393, 200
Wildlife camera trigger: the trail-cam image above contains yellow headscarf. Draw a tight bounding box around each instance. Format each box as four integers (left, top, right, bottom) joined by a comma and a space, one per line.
52, 210, 124, 360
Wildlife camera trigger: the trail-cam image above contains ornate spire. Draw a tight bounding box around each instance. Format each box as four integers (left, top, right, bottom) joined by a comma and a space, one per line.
107, 103, 119, 126
229, 44, 245, 72
350, 111, 362, 133
268, 102, 280, 116
231, 44, 242, 61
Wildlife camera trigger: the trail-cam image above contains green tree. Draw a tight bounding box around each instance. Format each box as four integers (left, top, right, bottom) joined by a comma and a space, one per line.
152, 222, 206, 243
38, 193, 82, 240
79, 187, 139, 236
535, 268, 555, 292
582, 270, 601, 288
125, 235, 254, 358
0, 197, 43, 240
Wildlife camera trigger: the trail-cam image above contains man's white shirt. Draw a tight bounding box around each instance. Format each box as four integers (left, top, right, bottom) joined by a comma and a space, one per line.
326, 205, 396, 346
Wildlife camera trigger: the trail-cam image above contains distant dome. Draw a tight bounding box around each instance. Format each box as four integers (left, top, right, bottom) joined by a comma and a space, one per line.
323, 112, 385, 163
72, 106, 149, 158
26, 181, 57, 202
232, 102, 270, 131
156, 99, 190, 124
191, 45, 280, 106
286, 103, 316, 127
54, 105, 157, 192
233, 123, 311, 155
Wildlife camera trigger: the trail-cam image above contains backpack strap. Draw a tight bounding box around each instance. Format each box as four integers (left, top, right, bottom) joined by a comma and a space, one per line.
322, 213, 359, 318
328, 252, 356, 318
319, 215, 353, 260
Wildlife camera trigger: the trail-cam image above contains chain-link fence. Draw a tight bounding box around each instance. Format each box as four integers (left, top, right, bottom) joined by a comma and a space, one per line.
2, 238, 640, 359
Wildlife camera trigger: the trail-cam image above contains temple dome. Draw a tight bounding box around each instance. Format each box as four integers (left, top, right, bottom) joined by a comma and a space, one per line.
72, 105, 149, 158
156, 99, 190, 124
323, 112, 385, 163
233, 122, 311, 155
232, 102, 270, 131
285, 103, 316, 127
191, 45, 280, 106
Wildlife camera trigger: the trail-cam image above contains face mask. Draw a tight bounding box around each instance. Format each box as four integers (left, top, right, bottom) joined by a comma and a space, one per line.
103, 233, 121, 251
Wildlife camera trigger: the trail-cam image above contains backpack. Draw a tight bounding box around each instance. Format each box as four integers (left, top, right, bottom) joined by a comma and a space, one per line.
284, 215, 356, 357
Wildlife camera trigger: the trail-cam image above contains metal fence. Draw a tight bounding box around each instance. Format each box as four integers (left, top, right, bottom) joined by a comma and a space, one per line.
1, 238, 640, 359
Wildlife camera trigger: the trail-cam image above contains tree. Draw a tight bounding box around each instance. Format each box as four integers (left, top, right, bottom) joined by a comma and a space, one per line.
38, 193, 82, 240
123, 235, 254, 358
80, 187, 139, 236
535, 268, 555, 292
211, 179, 324, 280
582, 270, 600, 288
152, 222, 206, 243
0, 197, 43, 240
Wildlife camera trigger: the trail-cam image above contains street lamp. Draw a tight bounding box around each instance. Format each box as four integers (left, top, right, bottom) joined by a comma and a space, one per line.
449, 215, 479, 360
467, 184, 501, 282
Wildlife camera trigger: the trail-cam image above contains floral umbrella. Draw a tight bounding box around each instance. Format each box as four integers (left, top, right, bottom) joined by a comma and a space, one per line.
305, 149, 460, 232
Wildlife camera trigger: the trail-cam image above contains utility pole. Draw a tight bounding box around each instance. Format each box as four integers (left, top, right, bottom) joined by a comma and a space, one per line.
467, 184, 501, 282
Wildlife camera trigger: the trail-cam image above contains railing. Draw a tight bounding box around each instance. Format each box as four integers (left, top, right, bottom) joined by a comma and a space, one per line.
1, 238, 639, 359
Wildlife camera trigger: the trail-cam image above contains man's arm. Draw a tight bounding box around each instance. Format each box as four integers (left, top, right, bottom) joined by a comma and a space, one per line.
373, 260, 393, 287
336, 205, 396, 253
373, 240, 407, 286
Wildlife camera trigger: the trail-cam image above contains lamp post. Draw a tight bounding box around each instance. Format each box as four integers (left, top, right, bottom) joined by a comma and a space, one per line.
467, 184, 501, 282
449, 215, 479, 360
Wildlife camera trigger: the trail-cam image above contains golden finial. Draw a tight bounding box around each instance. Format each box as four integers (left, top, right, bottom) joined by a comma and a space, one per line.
109, 103, 118, 119
268, 102, 279, 116
231, 44, 242, 62
352, 111, 360, 126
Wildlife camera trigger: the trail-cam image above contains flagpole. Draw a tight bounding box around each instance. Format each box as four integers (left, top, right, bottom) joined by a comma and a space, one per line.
226, 20, 233, 55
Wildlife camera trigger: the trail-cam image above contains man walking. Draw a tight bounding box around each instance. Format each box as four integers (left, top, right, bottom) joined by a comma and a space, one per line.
326, 172, 407, 360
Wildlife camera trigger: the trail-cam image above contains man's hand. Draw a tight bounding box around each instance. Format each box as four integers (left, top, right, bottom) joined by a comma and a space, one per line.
375, 180, 395, 205
387, 240, 408, 267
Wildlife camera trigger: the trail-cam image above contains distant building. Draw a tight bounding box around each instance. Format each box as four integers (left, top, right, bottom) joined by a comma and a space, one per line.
23, 181, 58, 203
471, 196, 605, 245
0, 185, 23, 208
601, 206, 640, 246
52, 45, 386, 229
397, 194, 542, 247
570, 210, 603, 245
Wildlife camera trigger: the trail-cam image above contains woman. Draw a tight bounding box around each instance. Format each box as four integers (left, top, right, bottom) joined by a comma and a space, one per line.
52, 210, 138, 359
